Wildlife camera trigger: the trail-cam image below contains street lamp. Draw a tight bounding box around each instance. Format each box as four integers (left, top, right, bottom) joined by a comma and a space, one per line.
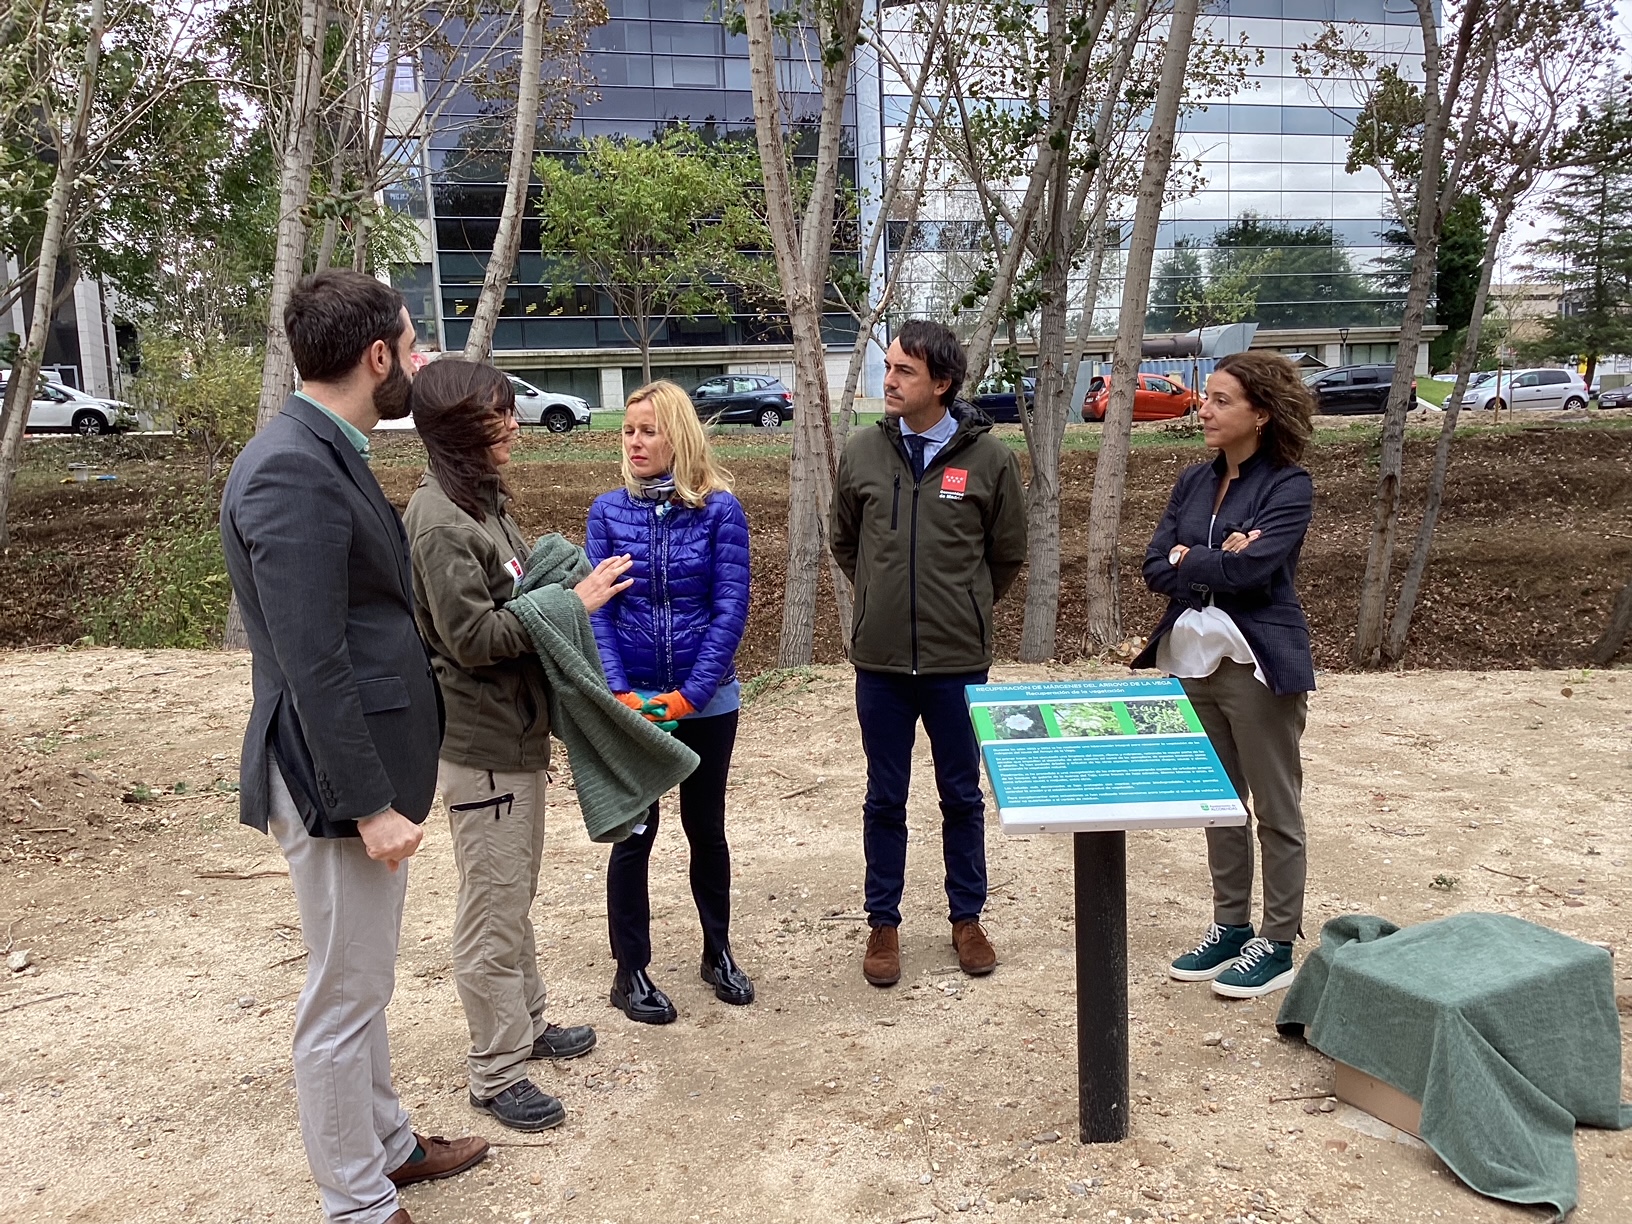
1338, 325, 1350, 365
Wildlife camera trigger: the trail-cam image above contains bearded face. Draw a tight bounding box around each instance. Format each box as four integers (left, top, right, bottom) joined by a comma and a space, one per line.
373, 345, 413, 420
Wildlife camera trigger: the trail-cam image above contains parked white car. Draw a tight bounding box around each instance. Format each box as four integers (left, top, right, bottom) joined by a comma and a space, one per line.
373, 372, 592, 433
508, 376, 591, 432
0, 372, 138, 435
1458, 368, 1589, 413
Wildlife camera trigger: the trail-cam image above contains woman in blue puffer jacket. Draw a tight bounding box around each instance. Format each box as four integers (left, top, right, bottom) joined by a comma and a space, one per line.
586, 379, 753, 1025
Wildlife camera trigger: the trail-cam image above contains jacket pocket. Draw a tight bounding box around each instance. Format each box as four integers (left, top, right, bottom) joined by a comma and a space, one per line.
890, 475, 900, 531
356, 675, 410, 714
968, 588, 987, 649
851, 584, 868, 645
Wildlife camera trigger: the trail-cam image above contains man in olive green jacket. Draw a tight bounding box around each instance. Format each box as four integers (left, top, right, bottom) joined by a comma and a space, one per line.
830, 320, 1027, 989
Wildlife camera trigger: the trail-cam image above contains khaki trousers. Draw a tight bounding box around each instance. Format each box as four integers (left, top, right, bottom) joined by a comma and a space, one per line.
438, 762, 550, 1098
266, 761, 415, 1224
1180, 660, 1309, 943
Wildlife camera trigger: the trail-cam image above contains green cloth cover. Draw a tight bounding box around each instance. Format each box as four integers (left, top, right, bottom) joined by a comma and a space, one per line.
1277, 913, 1632, 1219
504, 534, 698, 842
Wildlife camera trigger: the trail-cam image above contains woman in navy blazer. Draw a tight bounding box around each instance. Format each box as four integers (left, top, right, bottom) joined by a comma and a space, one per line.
585, 380, 752, 1025
1132, 350, 1316, 1001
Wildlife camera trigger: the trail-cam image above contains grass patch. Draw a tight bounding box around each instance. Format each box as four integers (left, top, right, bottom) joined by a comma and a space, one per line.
80, 480, 230, 649
1417, 380, 1453, 407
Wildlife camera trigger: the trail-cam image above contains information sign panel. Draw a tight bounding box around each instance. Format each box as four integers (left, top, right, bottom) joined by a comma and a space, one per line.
966, 678, 1248, 834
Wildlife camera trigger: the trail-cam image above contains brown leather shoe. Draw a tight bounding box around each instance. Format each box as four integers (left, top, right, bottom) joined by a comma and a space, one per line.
387, 1132, 491, 1188
952, 919, 997, 975
383, 1211, 414, 1224
863, 924, 901, 986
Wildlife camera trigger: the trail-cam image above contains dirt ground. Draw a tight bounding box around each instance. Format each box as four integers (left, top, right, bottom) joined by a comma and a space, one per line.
5, 418, 1632, 673
1, 649, 1629, 1224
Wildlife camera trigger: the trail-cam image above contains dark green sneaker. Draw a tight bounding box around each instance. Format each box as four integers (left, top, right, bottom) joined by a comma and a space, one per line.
1170, 922, 1255, 982
1212, 937, 1295, 998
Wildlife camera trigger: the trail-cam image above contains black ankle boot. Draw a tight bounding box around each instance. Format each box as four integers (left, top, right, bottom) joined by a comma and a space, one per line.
610, 966, 677, 1024
700, 946, 755, 1005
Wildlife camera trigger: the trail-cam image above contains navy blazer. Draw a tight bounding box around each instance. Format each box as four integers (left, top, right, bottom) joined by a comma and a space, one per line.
1131, 449, 1316, 695
220, 395, 442, 837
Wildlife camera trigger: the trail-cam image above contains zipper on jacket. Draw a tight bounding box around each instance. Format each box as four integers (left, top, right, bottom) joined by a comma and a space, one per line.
890, 474, 900, 530
653, 503, 676, 691
909, 478, 921, 673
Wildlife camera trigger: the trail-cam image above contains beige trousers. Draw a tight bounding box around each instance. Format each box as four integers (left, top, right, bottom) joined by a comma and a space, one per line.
267, 761, 415, 1224
438, 762, 550, 1098
1180, 660, 1310, 943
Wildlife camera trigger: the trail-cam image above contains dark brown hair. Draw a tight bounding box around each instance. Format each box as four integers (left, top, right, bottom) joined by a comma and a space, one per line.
285, 269, 406, 382
409, 359, 515, 521
1214, 350, 1315, 467
896, 319, 967, 406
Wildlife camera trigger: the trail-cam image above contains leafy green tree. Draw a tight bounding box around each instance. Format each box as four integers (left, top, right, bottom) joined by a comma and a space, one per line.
1209, 214, 1382, 329
1380, 194, 1488, 371
1146, 241, 1204, 332
532, 128, 773, 383
133, 334, 262, 478
1516, 90, 1632, 386
1146, 237, 1257, 333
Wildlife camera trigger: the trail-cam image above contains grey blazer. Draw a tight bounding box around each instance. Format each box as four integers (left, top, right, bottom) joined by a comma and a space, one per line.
220, 394, 442, 837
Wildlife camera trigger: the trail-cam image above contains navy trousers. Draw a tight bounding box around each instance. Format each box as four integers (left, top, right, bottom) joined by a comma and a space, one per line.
854, 667, 989, 928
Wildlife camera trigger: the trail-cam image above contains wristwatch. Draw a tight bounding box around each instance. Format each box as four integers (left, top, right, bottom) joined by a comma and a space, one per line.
1168, 545, 1185, 567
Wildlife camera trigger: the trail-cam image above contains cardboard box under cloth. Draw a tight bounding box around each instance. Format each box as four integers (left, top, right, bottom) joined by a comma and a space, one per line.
1276, 913, 1632, 1219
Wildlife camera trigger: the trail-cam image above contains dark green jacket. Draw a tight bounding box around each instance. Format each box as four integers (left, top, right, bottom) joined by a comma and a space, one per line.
830, 415, 1027, 674
404, 473, 551, 770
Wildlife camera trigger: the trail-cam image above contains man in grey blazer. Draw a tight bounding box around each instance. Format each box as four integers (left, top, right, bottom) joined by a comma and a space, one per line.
222, 270, 487, 1224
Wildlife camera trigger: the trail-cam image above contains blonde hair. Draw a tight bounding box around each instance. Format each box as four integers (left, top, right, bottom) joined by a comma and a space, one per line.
621, 379, 734, 507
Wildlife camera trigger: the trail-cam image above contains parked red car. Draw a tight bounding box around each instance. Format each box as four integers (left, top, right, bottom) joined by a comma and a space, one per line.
1083, 372, 1201, 424
1080, 373, 1200, 422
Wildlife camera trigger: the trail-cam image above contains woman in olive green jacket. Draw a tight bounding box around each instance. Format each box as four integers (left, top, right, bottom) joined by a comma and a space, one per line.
404, 359, 631, 1134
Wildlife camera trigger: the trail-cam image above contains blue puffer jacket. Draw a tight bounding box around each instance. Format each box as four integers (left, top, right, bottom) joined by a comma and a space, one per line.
584, 487, 751, 711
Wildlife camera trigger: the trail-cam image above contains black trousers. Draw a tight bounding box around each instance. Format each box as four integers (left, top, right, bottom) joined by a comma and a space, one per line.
606, 710, 738, 970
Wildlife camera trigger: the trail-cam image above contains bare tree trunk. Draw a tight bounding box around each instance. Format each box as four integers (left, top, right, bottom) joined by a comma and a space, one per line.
1383, 189, 1526, 662
463, 0, 547, 360
1017, 0, 1076, 663
958, 2, 1111, 386
1080, 0, 1198, 651
1590, 578, 1632, 665
1353, 0, 1501, 666
258, 0, 330, 427
353, 0, 402, 273
0, 0, 105, 552
744, 0, 861, 667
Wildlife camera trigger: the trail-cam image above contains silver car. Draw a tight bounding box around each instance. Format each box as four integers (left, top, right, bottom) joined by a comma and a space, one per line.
1458, 368, 1589, 412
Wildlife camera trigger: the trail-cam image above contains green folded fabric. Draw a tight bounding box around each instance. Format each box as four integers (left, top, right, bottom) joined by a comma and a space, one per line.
504, 534, 698, 842
1278, 913, 1632, 1219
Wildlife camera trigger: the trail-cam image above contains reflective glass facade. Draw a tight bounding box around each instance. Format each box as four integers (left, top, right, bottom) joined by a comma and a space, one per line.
407, 0, 1433, 395
883, 0, 1428, 340
419, 0, 860, 381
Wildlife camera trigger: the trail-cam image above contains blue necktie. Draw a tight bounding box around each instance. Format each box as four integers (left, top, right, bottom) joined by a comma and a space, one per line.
905, 434, 927, 481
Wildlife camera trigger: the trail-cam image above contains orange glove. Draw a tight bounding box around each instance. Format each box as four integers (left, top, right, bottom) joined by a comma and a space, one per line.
614, 691, 645, 711
649, 690, 695, 721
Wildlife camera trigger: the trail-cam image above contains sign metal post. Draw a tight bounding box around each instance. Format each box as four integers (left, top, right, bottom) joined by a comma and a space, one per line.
967, 678, 1246, 1146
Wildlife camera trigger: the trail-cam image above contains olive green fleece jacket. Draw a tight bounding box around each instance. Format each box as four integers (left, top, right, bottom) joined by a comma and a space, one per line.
403, 472, 552, 771
830, 415, 1027, 674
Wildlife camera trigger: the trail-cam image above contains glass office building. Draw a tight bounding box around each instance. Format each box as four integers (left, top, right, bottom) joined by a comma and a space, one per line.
882, 0, 1430, 373
409, 0, 872, 406
397, 0, 1433, 404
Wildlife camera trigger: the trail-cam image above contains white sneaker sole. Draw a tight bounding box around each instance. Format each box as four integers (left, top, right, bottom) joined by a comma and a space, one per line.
1211, 966, 1296, 999
1169, 961, 1234, 982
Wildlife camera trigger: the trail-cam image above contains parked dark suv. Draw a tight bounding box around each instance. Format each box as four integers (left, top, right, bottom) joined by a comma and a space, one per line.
1302, 364, 1417, 415
690, 374, 793, 427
